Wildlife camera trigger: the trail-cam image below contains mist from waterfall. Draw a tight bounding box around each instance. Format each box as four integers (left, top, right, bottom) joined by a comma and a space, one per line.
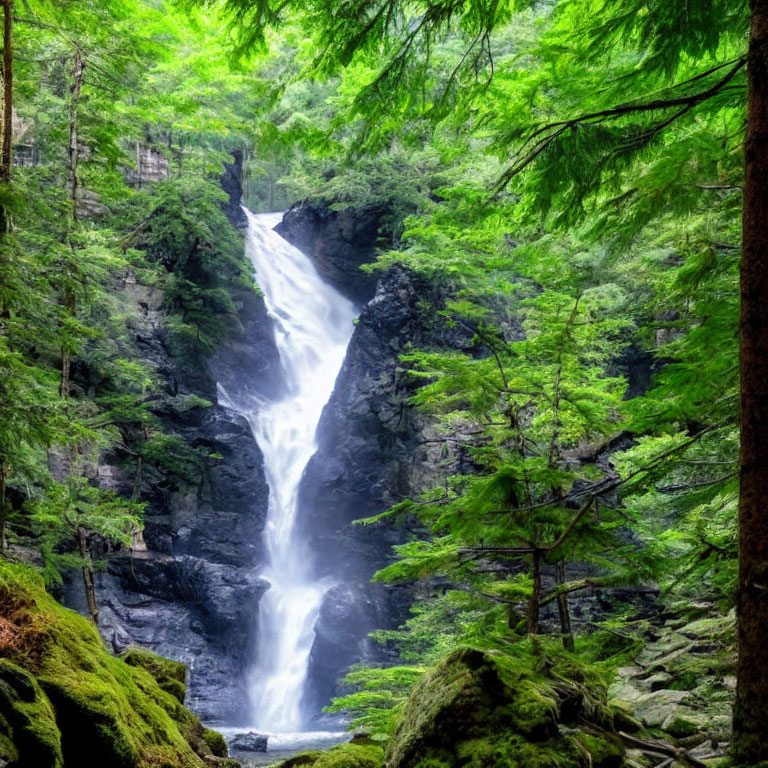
220, 209, 357, 733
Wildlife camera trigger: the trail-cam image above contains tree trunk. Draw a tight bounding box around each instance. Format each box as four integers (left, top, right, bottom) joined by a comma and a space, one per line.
0, 0, 12, 234
67, 48, 84, 219
555, 560, 575, 652
1, 0, 11, 181
733, 0, 768, 762
77, 526, 99, 625
0, 468, 7, 553
527, 550, 541, 635
59, 289, 75, 398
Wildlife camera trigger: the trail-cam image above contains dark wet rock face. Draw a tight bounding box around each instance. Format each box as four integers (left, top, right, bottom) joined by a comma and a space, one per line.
303, 582, 412, 719
212, 285, 282, 404
299, 266, 474, 715
63, 255, 279, 724
275, 201, 383, 304
301, 266, 472, 580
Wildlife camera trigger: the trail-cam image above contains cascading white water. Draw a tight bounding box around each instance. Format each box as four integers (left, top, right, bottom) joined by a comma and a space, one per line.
227, 209, 357, 733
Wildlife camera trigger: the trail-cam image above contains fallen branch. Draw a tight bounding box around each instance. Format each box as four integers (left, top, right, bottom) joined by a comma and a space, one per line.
617, 732, 709, 768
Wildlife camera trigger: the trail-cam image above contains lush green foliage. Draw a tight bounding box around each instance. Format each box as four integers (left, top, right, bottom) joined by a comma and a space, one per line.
0, 561, 232, 767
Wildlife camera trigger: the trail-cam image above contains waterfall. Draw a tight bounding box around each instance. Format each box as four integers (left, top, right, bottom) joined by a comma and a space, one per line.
221, 209, 357, 733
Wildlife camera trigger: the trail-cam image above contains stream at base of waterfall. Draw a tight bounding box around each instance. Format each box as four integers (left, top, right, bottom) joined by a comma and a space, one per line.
217, 209, 358, 757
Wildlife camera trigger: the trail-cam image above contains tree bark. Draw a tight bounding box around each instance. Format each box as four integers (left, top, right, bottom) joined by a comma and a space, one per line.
77, 526, 99, 625
527, 550, 541, 634
67, 48, 83, 219
555, 559, 575, 652
1, 0, 11, 182
733, 0, 768, 762
0, 0, 12, 234
59, 289, 74, 398
0, 468, 7, 553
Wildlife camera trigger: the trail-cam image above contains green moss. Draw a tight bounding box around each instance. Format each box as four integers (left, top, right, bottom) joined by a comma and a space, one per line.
203, 727, 229, 757
572, 732, 624, 768
384, 643, 624, 768
0, 660, 62, 768
411, 759, 451, 768
0, 714, 19, 765
280, 750, 325, 767
123, 648, 187, 704
278, 744, 384, 768
458, 734, 570, 768
0, 561, 224, 768
313, 743, 384, 768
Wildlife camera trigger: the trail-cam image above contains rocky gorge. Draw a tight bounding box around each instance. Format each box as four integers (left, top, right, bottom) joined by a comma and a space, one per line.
59, 168, 471, 729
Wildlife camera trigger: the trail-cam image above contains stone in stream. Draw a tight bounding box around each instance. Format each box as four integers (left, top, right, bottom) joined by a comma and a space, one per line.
229, 732, 269, 752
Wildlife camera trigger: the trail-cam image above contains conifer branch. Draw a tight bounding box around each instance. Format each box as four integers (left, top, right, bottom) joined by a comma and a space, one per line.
495, 57, 747, 189
481, 422, 729, 520
655, 470, 737, 493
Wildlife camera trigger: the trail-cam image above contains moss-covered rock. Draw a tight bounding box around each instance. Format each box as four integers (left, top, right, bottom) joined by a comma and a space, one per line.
203, 728, 229, 757
279, 743, 384, 768
0, 561, 237, 768
383, 645, 624, 768
123, 648, 188, 704
280, 749, 325, 767
0, 659, 62, 768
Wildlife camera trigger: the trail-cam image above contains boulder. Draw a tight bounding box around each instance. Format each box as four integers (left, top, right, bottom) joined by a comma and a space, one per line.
384, 646, 623, 768
229, 732, 268, 752
633, 690, 689, 728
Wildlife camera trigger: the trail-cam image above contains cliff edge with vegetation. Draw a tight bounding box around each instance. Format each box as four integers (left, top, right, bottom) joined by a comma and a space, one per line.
0, 561, 238, 768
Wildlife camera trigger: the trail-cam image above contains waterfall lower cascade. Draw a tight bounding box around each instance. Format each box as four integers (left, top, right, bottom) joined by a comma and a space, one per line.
225, 210, 357, 734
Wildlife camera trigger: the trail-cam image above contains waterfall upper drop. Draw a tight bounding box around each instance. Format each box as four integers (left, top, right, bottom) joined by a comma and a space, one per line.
221, 209, 358, 733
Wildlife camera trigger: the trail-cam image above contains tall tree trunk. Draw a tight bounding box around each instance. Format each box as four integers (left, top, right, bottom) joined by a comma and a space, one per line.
0, 467, 7, 554
733, 0, 768, 762
67, 48, 84, 219
59, 289, 75, 397
0, 0, 12, 234
555, 559, 575, 652
77, 526, 99, 625
527, 550, 541, 635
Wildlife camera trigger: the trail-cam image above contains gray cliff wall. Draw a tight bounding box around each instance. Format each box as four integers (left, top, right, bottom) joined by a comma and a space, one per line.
275, 201, 383, 305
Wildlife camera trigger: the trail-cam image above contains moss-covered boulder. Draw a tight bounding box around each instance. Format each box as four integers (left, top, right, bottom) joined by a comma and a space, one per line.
202, 728, 229, 758
384, 646, 624, 768
0, 660, 62, 767
123, 648, 188, 704
279, 742, 384, 768
0, 561, 237, 768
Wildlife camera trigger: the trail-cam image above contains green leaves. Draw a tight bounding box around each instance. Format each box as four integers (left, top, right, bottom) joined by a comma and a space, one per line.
27, 478, 144, 585
325, 664, 427, 740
